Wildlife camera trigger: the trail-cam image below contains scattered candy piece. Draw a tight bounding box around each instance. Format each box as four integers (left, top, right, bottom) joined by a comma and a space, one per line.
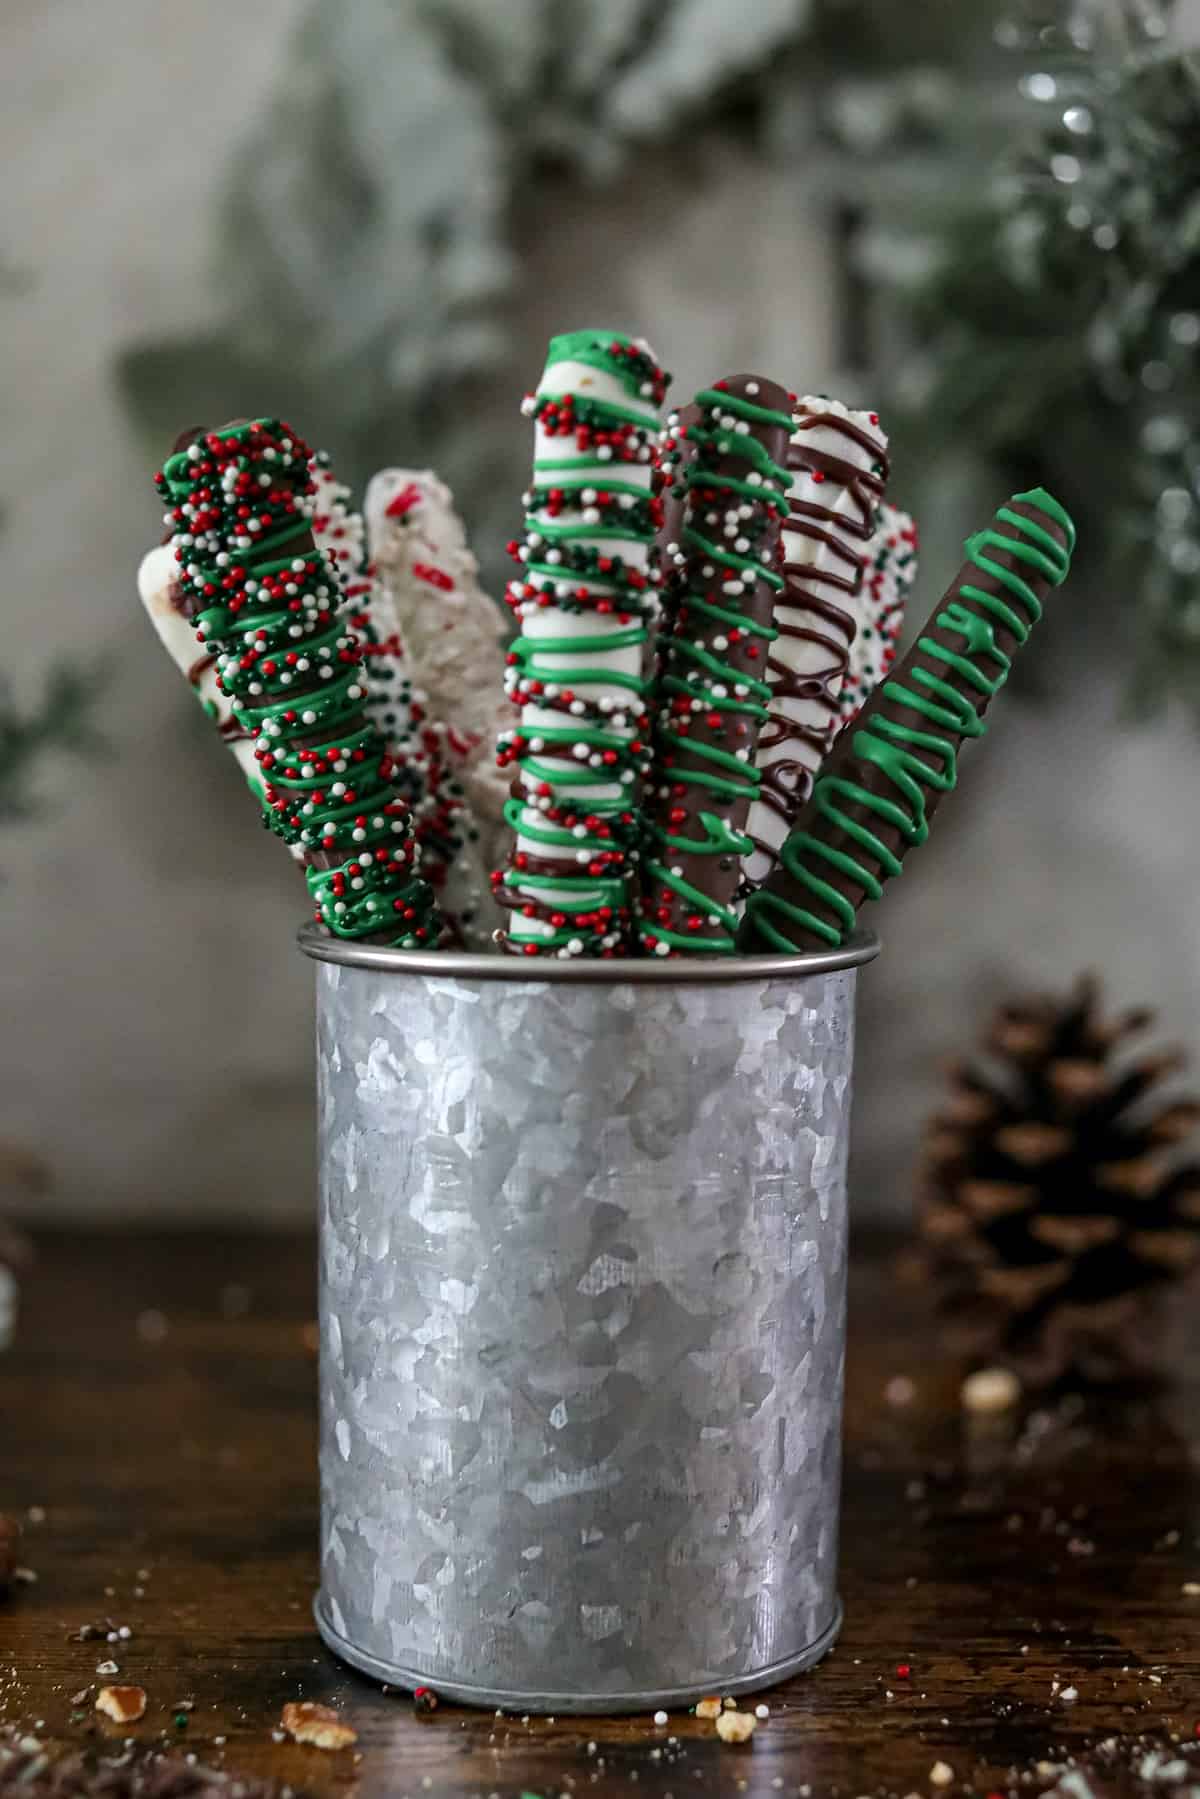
695, 1697, 722, 1719
929, 1761, 954, 1787
715, 1709, 756, 1745
280, 1701, 358, 1751
95, 1687, 147, 1725
414, 1686, 439, 1714
961, 1367, 1022, 1414
754, 1703, 770, 1720
653, 1710, 668, 1726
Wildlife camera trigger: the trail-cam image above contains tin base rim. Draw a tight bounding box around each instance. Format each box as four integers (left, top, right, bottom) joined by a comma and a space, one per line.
313, 1593, 843, 1714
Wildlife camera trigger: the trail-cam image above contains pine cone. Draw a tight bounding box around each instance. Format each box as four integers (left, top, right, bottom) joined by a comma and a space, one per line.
917, 974, 1200, 1385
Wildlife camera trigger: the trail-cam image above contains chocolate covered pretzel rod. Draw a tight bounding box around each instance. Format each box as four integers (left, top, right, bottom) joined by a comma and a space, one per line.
365, 471, 511, 880
741, 396, 891, 892
493, 330, 669, 957
639, 375, 792, 957
365, 469, 506, 753
837, 503, 919, 725
154, 420, 439, 947
740, 488, 1076, 954
654, 401, 701, 621
138, 540, 269, 806
312, 459, 492, 945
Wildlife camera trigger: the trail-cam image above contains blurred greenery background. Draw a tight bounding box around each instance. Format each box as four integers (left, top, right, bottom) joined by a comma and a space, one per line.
2, 0, 1198, 1224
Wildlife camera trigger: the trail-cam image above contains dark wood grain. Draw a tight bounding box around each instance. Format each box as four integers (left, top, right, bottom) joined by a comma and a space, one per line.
2, 1233, 1199, 1798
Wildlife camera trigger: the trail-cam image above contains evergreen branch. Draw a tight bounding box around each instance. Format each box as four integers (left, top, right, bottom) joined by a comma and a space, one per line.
0, 661, 109, 827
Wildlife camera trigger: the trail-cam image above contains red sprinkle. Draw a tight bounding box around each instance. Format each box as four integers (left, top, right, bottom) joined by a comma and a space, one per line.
413, 561, 454, 592
385, 482, 422, 519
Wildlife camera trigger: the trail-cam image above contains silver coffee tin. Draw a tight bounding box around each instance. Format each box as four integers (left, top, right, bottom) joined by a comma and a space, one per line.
299, 927, 878, 1713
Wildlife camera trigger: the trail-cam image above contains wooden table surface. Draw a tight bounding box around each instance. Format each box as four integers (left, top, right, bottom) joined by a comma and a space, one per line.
2, 1232, 1199, 1799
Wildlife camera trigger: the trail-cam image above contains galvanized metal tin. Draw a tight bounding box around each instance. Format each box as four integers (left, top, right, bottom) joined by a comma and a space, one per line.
299, 928, 878, 1713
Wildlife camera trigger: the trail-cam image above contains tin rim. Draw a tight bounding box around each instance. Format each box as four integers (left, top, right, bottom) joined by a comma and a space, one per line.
297, 922, 879, 983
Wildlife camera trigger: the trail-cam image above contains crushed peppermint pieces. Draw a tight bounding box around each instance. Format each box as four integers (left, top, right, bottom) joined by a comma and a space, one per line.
95, 1686, 147, 1725
279, 1701, 357, 1751
1, 1726, 300, 1798
694, 1696, 723, 1720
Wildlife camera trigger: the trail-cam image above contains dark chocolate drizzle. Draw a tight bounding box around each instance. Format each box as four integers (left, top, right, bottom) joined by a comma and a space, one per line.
745, 405, 890, 889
